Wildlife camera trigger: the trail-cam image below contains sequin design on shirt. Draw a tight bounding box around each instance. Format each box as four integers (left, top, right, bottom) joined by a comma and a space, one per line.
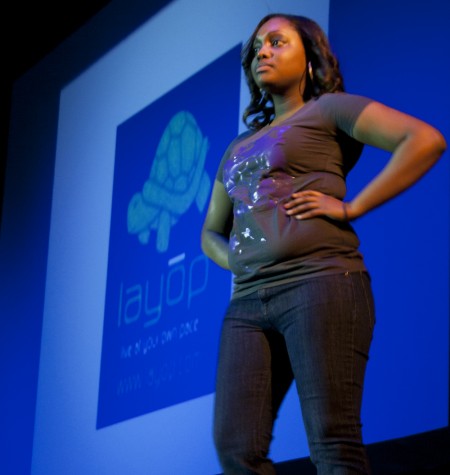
223, 126, 297, 273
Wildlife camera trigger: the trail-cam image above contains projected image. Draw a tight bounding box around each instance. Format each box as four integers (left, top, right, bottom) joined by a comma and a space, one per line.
97, 45, 241, 429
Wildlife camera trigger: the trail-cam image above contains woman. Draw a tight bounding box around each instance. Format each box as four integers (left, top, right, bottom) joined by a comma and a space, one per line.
201, 13, 446, 475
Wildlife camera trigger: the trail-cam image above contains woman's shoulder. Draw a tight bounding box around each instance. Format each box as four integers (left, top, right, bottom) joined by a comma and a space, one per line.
313, 92, 374, 134
315, 92, 373, 110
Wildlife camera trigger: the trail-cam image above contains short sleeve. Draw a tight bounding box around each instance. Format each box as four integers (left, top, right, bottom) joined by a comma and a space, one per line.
316, 92, 373, 137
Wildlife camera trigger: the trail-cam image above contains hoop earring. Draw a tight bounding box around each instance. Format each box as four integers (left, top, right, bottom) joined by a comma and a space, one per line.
308, 62, 313, 81
260, 89, 268, 102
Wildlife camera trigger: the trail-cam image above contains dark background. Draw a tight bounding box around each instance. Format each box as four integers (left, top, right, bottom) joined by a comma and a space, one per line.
1, 1, 111, 220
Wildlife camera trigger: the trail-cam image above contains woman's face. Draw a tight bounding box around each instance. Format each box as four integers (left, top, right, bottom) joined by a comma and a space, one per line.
251, 17, 307, 95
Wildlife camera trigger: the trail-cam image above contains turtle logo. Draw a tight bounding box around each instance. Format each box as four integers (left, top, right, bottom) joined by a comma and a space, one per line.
127, 111, 211, 253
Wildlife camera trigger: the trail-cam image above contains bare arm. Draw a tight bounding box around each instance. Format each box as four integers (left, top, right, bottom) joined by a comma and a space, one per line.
284, 101, 447, 220
346, 101, 446, 218
201, 179, 233, 270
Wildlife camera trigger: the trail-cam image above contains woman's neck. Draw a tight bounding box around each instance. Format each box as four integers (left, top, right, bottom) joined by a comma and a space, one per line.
270, 94, 305, 126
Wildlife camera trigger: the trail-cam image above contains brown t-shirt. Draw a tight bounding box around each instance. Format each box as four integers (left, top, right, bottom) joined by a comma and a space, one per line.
216, 92, 373, 298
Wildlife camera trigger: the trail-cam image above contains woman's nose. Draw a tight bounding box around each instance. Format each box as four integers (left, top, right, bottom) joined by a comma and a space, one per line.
256, 44, 270, 59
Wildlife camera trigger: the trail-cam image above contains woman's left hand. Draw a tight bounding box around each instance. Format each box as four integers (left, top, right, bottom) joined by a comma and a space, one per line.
284, 190, 349, 221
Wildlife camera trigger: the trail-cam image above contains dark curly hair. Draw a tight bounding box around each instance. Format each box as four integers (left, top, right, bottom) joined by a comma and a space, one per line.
241, 13, 345, 130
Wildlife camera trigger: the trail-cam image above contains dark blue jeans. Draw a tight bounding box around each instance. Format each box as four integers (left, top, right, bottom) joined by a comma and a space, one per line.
214, 271, 375, 474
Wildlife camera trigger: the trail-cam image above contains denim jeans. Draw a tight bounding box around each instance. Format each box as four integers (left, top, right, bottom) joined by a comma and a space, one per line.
214, 271, 375, 475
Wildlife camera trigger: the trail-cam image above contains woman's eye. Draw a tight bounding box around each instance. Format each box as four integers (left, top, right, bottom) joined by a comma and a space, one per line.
272, 39, 281, 47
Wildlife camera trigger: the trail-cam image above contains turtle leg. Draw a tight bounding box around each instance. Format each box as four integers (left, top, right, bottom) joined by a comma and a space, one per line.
138, 230, 150, 244
157, 210, 171, 253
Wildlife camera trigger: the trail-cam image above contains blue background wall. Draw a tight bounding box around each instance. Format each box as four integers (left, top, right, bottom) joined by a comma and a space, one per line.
329, 0, 449, 442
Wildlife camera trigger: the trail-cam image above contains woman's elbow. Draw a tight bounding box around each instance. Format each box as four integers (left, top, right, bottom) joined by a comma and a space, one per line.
412, 125, 447, 169
435, 130, 447, 156
424, 125, 447, 159
201, 227, 217, 259
201, 228, 209, 257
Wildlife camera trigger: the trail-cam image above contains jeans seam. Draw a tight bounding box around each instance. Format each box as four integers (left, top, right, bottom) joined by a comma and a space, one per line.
361, 272, 376, 331
349, 273, 358, 438
254, 374, 272, 461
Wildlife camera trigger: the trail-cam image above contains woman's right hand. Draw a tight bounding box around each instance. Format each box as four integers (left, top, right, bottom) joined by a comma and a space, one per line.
284, 190, 353, 221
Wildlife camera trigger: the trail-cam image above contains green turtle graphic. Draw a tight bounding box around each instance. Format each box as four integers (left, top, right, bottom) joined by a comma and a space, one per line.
127, 111, 210, 253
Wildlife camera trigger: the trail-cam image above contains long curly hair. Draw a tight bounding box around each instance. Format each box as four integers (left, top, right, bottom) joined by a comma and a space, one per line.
241, 13, 345, 130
